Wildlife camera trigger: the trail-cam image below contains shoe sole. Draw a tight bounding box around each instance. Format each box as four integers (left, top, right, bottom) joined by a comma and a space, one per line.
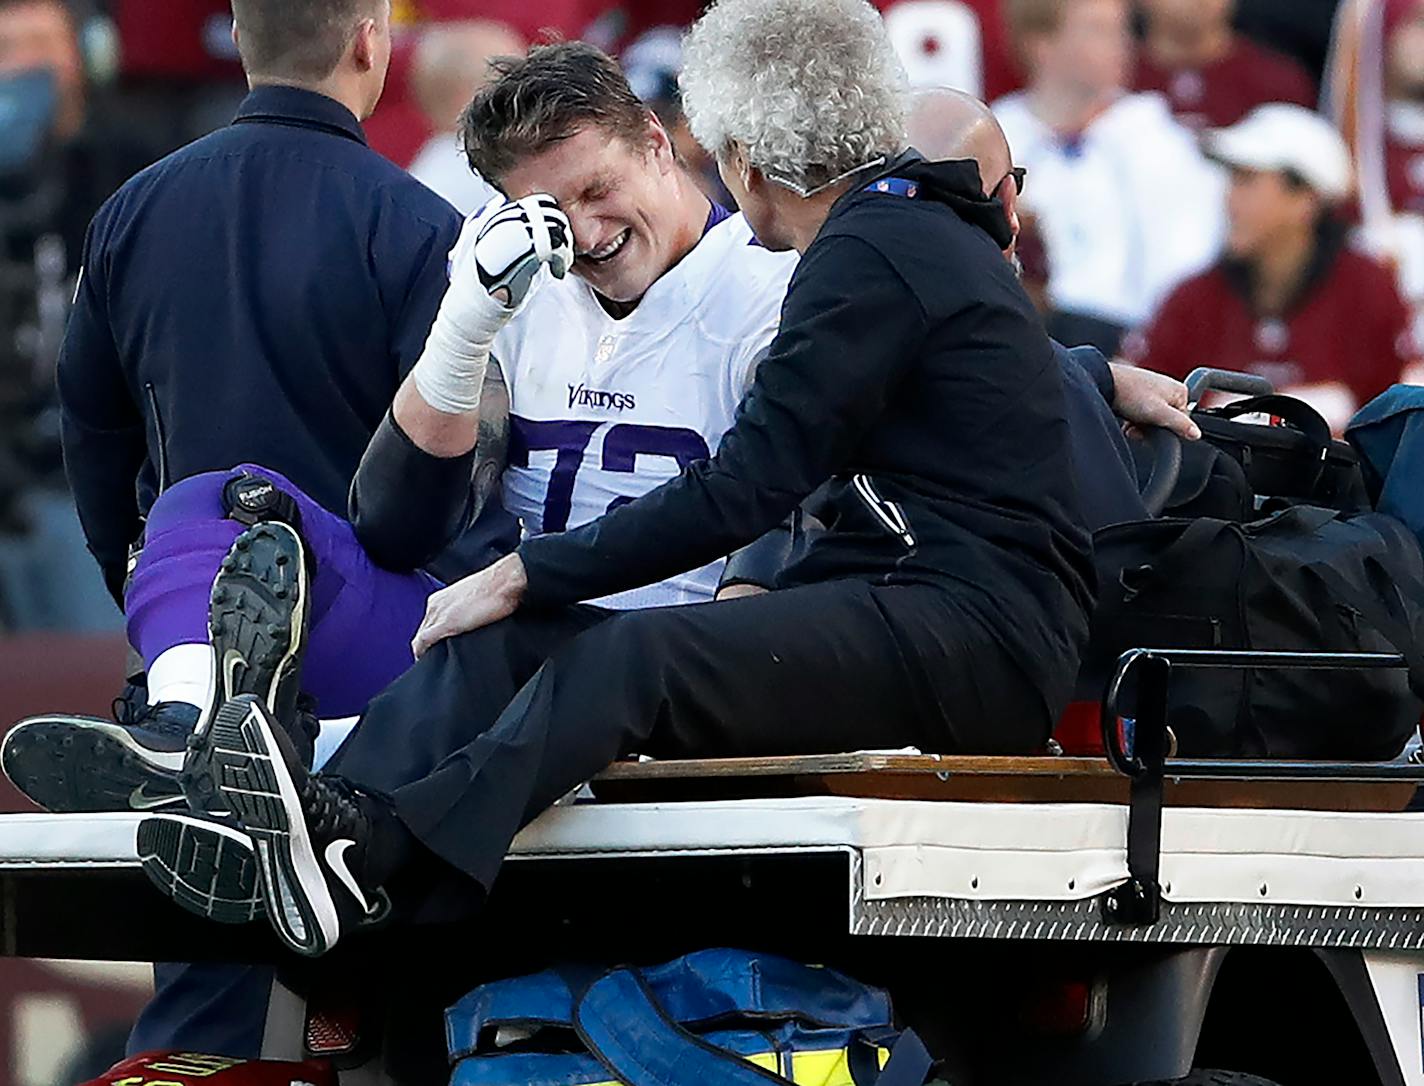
210, 520, 310, 714
137, 813, 264, 924
2, 717, 185, 813
209, 697, 339, 957
185, 522, 310, 813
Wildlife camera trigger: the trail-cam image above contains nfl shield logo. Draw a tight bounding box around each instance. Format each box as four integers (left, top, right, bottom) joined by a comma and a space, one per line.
595, 335, 617, 364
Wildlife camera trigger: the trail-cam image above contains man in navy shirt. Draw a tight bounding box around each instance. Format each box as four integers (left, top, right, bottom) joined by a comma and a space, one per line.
60, 0, 459, 606
40, 0, 459, 1058
45, 0, 462, 780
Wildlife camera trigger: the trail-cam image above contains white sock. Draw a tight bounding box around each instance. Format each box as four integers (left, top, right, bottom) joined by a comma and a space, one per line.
146, 644, 215, 713
313, 717, 358, 771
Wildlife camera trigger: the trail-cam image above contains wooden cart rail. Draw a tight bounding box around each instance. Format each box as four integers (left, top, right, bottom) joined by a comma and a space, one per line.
593, 753, 1420, 811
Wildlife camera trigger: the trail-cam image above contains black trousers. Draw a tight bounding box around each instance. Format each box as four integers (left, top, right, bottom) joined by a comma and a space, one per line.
326, 580, 1050, 896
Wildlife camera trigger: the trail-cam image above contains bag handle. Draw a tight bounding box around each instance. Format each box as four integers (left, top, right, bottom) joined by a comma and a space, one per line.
573, 967, 934, 1086
1247, 505, 1340, 536
1116, 518, 1237, 601
1208, 394, 1334, 494
1132, 507, 1341, 592
1208, 394, 1333, 449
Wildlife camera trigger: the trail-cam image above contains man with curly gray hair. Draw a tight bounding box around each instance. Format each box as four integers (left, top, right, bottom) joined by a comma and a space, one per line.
130, 0, 1099, 958
677, 0, 909, 247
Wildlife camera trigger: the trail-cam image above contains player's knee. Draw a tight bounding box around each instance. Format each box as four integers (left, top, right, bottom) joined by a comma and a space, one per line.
221, 471, 305, 533
144, 470, 238, 529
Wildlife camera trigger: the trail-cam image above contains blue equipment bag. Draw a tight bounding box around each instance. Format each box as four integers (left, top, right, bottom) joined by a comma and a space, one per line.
1348, 384, 1424, 553
446, 948, 935, 1086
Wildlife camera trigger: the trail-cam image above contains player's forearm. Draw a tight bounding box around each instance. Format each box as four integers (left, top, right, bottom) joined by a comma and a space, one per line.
398, 193, 572, 458
349, 408, 477, 571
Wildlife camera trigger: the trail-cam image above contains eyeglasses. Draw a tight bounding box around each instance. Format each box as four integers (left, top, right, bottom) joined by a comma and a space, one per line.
761, 156, 889, 198
998, 166, 1027, 195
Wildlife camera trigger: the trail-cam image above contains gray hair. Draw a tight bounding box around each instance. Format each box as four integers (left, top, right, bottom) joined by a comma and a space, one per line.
679, 0, 909, 195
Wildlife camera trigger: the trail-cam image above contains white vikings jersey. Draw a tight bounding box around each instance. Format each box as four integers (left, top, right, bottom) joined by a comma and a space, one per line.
494, 210, 797, 610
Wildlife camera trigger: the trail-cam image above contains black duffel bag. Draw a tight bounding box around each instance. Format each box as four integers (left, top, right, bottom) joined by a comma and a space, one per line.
1080, 505, 1424, 759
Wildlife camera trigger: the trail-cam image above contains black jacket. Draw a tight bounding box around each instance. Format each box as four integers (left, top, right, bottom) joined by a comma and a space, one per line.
1057, 343, 1147, 529
520, 156, 1096, 717
58, 87, 461, 598
718, 341, 1141, 590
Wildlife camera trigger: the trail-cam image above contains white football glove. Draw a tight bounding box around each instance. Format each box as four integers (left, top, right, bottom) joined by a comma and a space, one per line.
465, 193, 573, 305
413, 194, 574, 416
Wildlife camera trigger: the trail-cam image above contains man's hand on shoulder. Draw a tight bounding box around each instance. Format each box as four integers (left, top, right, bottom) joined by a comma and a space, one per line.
1109, 362, 1201, 441
412, 553, 529, 658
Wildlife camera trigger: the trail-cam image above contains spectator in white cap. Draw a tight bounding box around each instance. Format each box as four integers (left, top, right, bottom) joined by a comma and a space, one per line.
1123, 103, 1420, 432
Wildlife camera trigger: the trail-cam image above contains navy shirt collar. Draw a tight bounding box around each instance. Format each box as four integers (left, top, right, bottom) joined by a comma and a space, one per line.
232, 85, 367, 146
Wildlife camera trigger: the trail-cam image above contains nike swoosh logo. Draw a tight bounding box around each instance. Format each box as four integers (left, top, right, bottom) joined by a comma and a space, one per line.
128, 783, 181, 810
325, 839, 375, 916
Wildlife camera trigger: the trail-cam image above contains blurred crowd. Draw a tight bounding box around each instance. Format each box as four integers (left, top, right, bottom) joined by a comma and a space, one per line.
0, 0, 1422, 633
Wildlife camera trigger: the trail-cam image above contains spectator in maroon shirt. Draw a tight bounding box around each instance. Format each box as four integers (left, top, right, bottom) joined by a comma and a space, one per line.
1377, 0, 1424, 215
1133, 0, 1316, 131
1123, 104, 1418, 431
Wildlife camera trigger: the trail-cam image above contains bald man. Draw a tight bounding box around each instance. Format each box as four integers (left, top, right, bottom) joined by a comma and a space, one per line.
408, 20, 526, 212
908, 88, 1198, 437
903, 87, 1200, 529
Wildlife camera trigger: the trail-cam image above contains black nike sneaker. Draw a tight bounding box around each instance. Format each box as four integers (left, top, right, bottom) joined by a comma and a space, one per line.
136, 694, 322, 922
143, 516, 321, 921
181, 519, 315, 815
4, 516, 316, 816
207, 695, 389, 956
136, 812, 264, 923
1, 695, 195, 813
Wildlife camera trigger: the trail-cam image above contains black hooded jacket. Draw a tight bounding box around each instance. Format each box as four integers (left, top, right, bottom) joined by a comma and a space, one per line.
519, 155, 1096, 718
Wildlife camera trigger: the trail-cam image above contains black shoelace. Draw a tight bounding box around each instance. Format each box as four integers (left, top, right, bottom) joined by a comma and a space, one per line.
302, 775, 365, 842
112, 690, 147, 727
112, 694, 197, 740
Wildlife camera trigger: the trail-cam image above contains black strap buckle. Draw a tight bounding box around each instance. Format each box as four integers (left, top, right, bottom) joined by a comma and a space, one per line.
222, 473, 304, 532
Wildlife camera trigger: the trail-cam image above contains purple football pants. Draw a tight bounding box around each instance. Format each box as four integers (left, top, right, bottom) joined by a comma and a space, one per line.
125, 465, 440, 719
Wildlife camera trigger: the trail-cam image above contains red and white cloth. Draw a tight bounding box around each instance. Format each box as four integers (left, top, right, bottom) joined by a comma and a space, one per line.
80, 1052, 335, 1086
